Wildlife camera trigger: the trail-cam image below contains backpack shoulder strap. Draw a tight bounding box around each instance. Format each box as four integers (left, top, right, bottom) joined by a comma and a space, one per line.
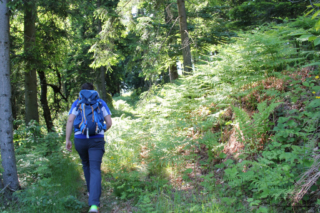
96, 99, 102, 113
81, 103, 87, 123
74, 98, 81, 111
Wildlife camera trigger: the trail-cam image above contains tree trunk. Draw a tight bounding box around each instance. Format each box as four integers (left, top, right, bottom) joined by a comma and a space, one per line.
0, 0, 20, 192
24, 0, 39, 124
177, 0, 192, 75
96, 0, 107, 101
169, 63, 179, 82
37, 70, 54, 131
165, 2, 179, 82
97, 66, 107, 101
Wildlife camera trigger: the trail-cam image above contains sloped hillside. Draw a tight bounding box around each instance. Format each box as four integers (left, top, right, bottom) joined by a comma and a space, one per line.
102, 17, 320, 213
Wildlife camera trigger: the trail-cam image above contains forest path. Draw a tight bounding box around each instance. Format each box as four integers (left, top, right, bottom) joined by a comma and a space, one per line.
75, 149, 218, 213
75, 158, 137, 212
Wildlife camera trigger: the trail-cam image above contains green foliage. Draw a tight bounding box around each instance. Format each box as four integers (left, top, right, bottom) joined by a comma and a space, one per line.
89, 6, 124, 70
228, 1, 308, 28
7, 121, 84, 212
199, 131, 222, 161
233, 101, 281, 153
112, 171, 142, 199
212, 26, 302, 79
222, 68, 320, 211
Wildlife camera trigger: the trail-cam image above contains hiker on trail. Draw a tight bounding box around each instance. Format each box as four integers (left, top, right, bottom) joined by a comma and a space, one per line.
65, 82, 112, 213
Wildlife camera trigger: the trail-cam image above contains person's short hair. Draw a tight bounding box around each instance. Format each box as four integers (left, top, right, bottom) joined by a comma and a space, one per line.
81, 83, 94, 90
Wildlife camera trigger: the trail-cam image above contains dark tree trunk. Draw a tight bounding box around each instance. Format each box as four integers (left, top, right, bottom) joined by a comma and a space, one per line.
169, 63, 179, 82
96, 0, 107, 101
177, 0, 192, 75
24, 0, 39, 124
11, 69, 24, 129
37, 70, 54, 131
46, 81, 67, 118
0, 0, 20, 193
97, 66, 107, 100
165, 2, 179, 82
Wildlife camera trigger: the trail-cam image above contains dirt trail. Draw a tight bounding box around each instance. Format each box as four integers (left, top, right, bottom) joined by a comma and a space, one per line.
77, 172, 136, 213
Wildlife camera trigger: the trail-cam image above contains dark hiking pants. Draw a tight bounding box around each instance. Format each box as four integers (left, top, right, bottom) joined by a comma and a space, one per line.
74, 138, 105, 207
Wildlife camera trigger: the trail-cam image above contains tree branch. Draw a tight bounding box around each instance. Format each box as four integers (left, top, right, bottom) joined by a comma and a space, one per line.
287, 0, 311, 5
310, 0, 315, 8
155, 16, 180, 58
165, 3, 175, 23
0, 183, 10, 194
46, 83, 68, 102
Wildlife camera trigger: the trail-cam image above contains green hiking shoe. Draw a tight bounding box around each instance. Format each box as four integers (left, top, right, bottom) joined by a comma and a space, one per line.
88, 205, 99, 213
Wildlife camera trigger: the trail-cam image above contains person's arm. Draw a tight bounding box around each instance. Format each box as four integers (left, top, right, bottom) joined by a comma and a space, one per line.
66, 114, 76, 152
104, 114, 112, 131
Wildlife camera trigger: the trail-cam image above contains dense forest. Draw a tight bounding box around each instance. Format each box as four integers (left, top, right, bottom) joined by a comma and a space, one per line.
1, 0, 320, 212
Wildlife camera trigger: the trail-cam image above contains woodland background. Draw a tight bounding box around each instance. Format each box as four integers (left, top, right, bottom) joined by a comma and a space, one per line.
1, 0, 320, 212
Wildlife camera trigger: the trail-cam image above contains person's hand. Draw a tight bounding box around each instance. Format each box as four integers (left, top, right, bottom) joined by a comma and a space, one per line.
66, 140, 72, 152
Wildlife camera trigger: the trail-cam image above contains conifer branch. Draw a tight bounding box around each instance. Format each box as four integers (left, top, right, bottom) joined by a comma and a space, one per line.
152, 16, 180, 65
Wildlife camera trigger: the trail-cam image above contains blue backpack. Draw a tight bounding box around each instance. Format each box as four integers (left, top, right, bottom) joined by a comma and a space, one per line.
73, 90, 106, 138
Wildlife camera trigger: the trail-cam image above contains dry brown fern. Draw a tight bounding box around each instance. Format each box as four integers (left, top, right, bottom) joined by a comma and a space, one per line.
291, 153, 320, 206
